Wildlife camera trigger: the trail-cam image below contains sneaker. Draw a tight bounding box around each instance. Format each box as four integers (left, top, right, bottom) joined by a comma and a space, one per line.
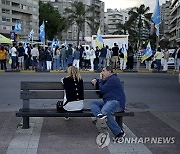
97, 114, 107, 126
97, 114, 107, 120
115, 130, 126, 139
64, 117, 70, 120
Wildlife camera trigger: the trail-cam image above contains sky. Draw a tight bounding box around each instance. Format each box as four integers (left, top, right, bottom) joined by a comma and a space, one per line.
102, 0, 166, 12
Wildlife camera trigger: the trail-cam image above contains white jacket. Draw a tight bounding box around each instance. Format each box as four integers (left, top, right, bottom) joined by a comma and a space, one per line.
89, 49, 96, 59
83, 49, 90, 60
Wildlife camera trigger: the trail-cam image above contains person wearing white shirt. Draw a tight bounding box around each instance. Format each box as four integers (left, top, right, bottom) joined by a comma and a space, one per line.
31, 44, 39, 70
106, 45, 112, 66
83, 46, 90, 70
89, 47, 96, 71
9, 43, 17, 69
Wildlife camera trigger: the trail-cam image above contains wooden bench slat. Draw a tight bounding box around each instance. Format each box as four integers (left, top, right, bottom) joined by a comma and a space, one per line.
20, 91, 101, 99
21, 82, 98, 90
16, 109, 134, 117
21, 81, 124, 90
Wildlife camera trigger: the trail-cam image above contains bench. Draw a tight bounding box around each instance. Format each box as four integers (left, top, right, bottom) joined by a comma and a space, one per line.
16, 81, 134, 129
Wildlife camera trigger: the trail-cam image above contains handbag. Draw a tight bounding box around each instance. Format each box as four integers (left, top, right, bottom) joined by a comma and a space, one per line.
9, 58, 12, 64
56, 101, 65, 111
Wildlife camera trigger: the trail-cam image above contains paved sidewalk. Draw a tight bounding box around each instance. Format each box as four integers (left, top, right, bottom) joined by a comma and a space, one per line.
1, 111, 180, 154
0, 112, 21, 154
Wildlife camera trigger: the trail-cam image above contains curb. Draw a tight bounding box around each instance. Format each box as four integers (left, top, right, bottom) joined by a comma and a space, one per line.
0, 69, 179, 74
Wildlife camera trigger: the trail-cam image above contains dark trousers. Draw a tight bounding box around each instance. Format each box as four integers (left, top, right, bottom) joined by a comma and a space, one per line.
156, 59, 161, 71
127, 56, 134, 69
84, 59, 90, 69
0, 59, 7, 70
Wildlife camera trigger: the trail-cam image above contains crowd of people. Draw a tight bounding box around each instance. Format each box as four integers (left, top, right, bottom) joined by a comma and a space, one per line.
0, 42, 180, 72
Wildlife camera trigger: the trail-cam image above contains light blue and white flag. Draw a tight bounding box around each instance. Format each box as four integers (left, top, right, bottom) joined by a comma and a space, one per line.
56, 41, 60, 47
39, 21, 45, 42
14, 22, 22, 33
28, 29, 34, 41
141, 42, 152, 62
51, 38, 56, 50
121, 43, 127, 61
151, 0, 161, 37
64, 40, 68, 49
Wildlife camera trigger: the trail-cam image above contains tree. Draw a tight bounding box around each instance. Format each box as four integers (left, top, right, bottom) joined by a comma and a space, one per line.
127, 4, 151, 47
113, 22, 127, 35
39, 1, 66, 40
64, 1, 94, 46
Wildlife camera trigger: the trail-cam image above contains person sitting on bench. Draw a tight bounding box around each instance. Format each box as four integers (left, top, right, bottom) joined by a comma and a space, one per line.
91, 66, 126, 139
61, 66, 84, 112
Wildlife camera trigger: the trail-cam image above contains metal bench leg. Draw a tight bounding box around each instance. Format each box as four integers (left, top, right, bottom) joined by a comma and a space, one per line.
115, 116, 123, 128
22, 117, 29, 129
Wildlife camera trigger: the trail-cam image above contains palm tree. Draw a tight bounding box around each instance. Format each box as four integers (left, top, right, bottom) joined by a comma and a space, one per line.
113, 22, 127, 35
64, 1, 94, 46
127, 4, 151, 47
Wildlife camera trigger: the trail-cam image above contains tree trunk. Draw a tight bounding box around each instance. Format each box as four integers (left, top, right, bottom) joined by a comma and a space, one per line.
138, 27, 141, 48
77, 26, 80, 46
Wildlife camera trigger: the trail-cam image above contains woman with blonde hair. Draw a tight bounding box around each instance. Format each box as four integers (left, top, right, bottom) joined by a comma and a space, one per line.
61, 66, 84, 111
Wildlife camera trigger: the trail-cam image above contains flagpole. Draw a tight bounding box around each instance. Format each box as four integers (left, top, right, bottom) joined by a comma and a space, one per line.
156, 35, 159, 49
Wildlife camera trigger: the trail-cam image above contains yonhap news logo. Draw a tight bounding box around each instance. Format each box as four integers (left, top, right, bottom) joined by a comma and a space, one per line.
113, 137, 175, 144
96, 132, 175, 148
96, 132, 110, 148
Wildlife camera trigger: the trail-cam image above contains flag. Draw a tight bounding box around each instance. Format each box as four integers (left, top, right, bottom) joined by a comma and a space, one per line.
51, 38, 56, 50
39, 21, 45, 42
64, 40, 68, 49
14, 22, 22, 33
95, 27, 103, 49
28, 29, 34, 41
141, 42, 152, 62
121, 43, 127, 61
151, 0, 161, 37
56, 41, 60, 47
24, 41, 27, 50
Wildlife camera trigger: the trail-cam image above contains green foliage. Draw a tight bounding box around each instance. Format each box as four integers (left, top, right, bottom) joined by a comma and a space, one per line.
39, 1, 66, 40
64, 1, 94, 46
127, 4, 151, 47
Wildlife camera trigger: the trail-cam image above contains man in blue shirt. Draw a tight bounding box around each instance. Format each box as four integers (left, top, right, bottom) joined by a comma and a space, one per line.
91, 66, 126, 138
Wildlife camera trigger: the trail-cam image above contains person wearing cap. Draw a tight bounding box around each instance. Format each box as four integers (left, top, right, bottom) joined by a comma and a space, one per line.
91, 66, 126, 139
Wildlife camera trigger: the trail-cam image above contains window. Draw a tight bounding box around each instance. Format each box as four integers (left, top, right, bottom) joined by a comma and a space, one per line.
2, 0, 10, 5
12, 2, 20, 8
2, 0, 6, 4
2, 9, 10, 14
22, 5, 27, 10
2, 17, 10, 22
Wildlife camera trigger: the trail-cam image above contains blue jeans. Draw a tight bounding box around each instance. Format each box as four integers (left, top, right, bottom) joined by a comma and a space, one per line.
39, 60, 46, 70
11, 56, 17, 69
61, 59, 66, 70
91, 100, 123, 136
53, 57, 60, 70
156, 59, 161, 70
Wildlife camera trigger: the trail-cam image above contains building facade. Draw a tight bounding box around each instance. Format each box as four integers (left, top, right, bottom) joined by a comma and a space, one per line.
44, 0, 104, 41
0, 0, 39, 41
159, 1, 171, 48
169, 0, 180, 47
104, 9, 129, 35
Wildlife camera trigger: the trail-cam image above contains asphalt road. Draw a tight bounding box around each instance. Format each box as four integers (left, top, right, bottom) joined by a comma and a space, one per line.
0, 72, 179, 112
